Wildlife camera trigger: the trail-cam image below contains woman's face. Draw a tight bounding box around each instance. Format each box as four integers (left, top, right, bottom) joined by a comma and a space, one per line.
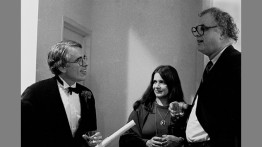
153, 73, 169, 99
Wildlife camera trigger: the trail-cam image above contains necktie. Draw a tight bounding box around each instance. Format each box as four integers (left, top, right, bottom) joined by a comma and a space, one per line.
202, 61, 213, 82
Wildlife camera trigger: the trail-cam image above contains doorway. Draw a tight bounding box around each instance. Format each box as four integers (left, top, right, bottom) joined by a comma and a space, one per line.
62, 16, 92, 87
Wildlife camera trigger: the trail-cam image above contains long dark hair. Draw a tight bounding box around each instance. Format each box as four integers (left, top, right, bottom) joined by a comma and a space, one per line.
133, 65, 184, 112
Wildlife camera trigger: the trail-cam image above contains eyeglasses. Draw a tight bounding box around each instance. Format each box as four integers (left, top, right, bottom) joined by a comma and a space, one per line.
67, 55, 87, 66
191, 24, 218, 37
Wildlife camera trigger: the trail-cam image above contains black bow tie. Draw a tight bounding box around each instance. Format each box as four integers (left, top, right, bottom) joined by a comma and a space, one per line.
67, 87, 80, 95
56, 76, 80, 95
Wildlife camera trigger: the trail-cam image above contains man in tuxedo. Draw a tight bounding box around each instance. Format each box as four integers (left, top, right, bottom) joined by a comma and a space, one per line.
21, 40, 102, 147
184, 7, 241, 147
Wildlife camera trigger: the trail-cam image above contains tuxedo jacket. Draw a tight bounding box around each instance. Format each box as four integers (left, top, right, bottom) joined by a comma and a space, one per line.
21, 76, 97, 147
187, 45, 241, 147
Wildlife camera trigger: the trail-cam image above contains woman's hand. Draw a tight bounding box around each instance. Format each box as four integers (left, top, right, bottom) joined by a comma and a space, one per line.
161, 135, 184, 147
146, 136, 167, 147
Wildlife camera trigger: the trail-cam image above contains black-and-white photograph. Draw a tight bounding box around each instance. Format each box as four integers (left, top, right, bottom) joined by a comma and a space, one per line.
21, 0, 241, 147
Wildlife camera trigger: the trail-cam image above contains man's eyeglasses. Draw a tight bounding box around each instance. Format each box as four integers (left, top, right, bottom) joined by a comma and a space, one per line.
191, 24, 218, 37
67, 55, 87, 66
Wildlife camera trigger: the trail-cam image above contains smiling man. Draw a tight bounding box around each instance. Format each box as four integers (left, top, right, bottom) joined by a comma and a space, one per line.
185, 7, 241, 147
21, 40, 102, 147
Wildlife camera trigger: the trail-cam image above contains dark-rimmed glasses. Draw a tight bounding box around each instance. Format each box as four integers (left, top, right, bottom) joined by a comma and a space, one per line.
67, 55, 87, 66
191, 24, 217, 37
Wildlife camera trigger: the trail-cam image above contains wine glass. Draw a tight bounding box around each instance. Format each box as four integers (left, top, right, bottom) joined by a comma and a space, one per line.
169, 101, 186, 119
83, 130, 102, 147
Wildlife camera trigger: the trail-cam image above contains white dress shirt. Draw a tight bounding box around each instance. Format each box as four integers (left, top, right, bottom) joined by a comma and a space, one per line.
57, 77, 81, 136
186, 46, 228, 142
186, 96, 210, 142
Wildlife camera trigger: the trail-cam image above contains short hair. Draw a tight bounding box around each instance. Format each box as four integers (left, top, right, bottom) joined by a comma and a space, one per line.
133, 65, 184, 112
47, 40, 82, 75
200, 7, 239, 41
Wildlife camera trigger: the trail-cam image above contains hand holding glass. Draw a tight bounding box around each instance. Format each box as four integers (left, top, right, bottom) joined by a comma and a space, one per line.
169, 101, 188, 118
82, 131, 102, 147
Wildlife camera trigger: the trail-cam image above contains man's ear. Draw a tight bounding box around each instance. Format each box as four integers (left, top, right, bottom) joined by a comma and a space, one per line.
219, 35, 224, 40
220, 33, 226, 41
58, 66, 67, 73
217, 28, 225, 40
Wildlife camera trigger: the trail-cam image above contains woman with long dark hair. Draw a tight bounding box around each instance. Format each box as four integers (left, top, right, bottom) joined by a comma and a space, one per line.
119, 65, 189, 147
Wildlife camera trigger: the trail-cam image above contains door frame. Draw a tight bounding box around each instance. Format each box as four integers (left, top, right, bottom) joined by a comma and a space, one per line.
62, 16, 92, 87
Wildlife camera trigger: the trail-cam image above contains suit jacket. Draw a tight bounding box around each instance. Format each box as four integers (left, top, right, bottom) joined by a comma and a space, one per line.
21, 76, 97, 147
188, 45, 241, 147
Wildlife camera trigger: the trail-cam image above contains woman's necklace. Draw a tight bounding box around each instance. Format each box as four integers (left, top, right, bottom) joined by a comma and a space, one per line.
155, 104, 169, 126
154, 103, 171, 136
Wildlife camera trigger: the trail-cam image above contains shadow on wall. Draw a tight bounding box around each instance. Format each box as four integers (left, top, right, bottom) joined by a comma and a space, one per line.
91, 1, 202, 147
126, 27, 160, 120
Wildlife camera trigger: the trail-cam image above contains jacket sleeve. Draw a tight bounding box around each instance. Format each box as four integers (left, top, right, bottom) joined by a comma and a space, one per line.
21, 86, 39, 147
119, 108, 148, 147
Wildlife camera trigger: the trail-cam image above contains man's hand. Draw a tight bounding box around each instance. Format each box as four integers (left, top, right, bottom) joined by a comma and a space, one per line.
169, 101, 188, 117
82, 131, 103, 147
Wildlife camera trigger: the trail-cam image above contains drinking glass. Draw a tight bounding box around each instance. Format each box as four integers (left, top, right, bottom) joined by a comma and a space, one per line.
87, 130, 98, 146
170, 102, 184, 118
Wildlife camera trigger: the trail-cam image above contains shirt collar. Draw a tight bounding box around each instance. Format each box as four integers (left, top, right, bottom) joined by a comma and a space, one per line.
57, 76, 76, 89
210, 45, 228, 65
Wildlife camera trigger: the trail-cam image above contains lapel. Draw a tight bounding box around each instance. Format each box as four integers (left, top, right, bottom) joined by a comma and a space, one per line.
36, 77, 94, 146
195, 45, 235, 99
205, 45, 235, 84
44, 77, 78, 140
76, 83, 90, 113
189, 46, 235, 117
194, 45, 237, 130
73, 83, 92, 137
48, 77, 73, 138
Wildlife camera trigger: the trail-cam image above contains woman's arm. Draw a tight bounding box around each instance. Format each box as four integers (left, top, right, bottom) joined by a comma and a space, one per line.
119, 109, 148, 147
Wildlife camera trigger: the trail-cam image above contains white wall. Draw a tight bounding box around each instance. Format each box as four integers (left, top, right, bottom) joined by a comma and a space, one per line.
21, 0, 39, 93
90, 1, 202, 147
36, 0, 92, 81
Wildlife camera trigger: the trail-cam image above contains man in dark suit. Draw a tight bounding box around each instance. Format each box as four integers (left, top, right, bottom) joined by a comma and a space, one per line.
170, 7, 241, 147
21, 40, 102, 147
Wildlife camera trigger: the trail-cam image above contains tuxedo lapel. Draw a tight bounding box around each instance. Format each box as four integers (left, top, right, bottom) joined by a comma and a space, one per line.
74, 84, 97, 139
76, 84, 89, 113
48, 77, 73, 138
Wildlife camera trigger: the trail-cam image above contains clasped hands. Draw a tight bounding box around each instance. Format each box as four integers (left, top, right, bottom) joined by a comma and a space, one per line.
146, 135, 184, 147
